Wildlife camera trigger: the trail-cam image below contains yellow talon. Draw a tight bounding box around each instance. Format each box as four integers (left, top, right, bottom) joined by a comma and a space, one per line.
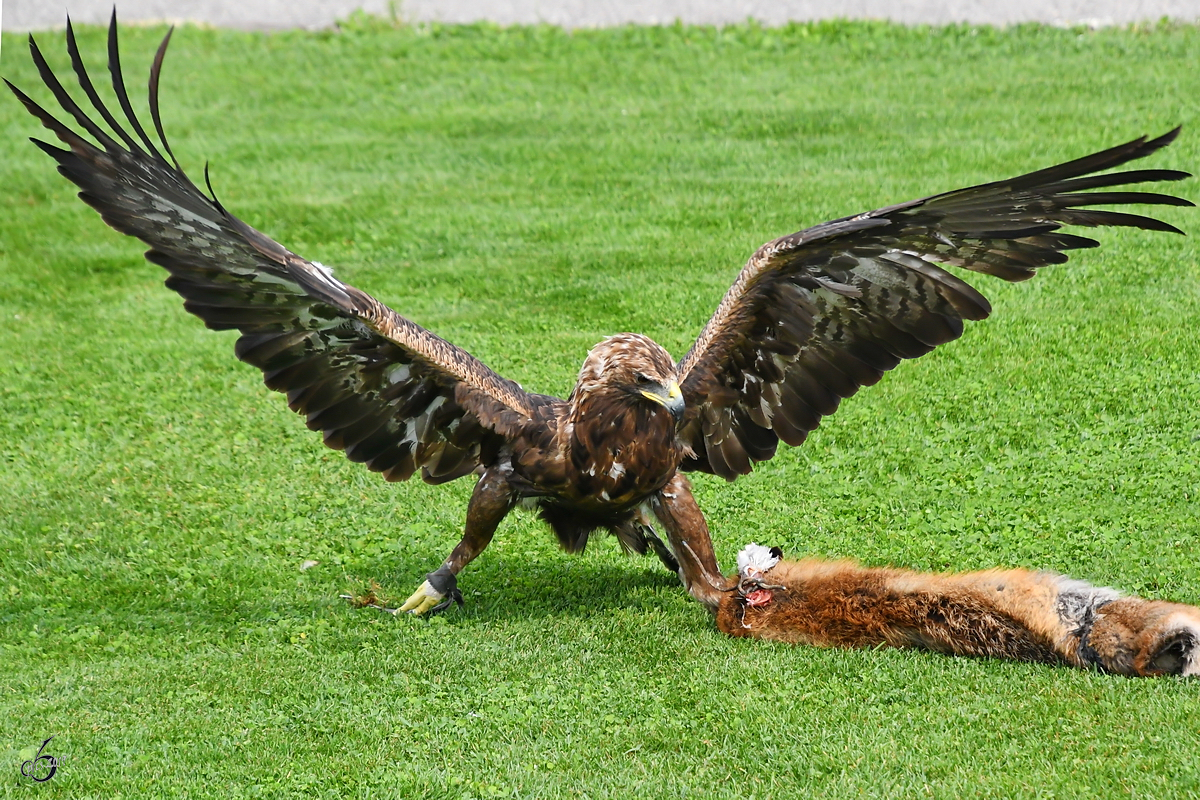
398, 580, 445, 615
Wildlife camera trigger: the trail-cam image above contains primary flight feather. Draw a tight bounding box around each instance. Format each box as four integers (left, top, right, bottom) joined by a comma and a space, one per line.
9, 15, 1191, 613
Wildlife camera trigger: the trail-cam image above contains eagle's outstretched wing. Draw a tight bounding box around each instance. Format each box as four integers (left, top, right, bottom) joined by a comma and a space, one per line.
677, 129, 1192, 479
9, 17, 556, 485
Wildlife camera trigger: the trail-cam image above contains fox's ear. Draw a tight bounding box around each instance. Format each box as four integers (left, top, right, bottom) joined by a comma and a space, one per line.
769, 546, 784, 560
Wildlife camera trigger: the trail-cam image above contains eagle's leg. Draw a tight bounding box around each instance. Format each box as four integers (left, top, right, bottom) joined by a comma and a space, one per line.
399, 467, 515, 615
613, 512, 681, 574
650, 473, 735, 609
644, 527, 681, 574
632, 507, 681, 574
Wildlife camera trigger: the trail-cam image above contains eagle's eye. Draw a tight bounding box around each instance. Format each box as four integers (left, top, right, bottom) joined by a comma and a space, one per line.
633, 372, 654, 386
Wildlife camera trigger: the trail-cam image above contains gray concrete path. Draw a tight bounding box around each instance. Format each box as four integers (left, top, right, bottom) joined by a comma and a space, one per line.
4, 0, 1199, 33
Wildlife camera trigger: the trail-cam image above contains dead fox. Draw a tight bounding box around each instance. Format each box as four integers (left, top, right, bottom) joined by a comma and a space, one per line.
716, 544, 1199, 677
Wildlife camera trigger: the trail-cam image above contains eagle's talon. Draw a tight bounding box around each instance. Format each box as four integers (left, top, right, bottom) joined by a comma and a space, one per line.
429, 589, 464, 614
398, 580, 444, 615
399, 567, 464, 615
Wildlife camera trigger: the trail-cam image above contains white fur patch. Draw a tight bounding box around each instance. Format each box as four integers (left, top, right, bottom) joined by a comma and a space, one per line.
736, 543, 779, 579
1053, 575, 1121, 626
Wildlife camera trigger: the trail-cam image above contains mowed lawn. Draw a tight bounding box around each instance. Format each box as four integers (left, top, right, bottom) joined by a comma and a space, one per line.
2, 17, 1199, 798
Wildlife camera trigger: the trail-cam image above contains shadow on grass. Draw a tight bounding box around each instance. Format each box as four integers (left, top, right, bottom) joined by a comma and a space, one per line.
342, 552, 697, 624
0, 529, 705, 650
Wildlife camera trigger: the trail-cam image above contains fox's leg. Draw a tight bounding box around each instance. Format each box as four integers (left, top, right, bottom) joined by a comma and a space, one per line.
398, 467, 515, 615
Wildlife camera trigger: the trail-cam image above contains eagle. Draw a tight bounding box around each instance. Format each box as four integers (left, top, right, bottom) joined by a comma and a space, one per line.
10, 16, 1191, 614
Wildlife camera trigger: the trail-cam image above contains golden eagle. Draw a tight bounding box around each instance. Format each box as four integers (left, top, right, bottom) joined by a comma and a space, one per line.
10, 17, 1191, 614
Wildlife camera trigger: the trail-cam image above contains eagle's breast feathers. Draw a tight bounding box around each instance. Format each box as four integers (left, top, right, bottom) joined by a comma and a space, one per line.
554, 334, 685, 508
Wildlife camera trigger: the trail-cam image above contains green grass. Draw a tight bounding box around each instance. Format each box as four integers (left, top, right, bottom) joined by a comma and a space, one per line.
2, 17, 1200, 798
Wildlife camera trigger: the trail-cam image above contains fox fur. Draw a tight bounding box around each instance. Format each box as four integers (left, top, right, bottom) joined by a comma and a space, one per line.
716, 546, 1200, 677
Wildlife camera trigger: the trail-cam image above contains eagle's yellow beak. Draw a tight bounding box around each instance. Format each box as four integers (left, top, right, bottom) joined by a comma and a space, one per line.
641, 380, 685, 422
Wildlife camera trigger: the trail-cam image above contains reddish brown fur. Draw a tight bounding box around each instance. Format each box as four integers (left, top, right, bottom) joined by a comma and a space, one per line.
1084, 599, 1200, 676
717, 558, 1200, 677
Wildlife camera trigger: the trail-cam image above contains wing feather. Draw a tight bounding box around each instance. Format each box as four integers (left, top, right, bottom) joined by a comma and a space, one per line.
678, 129, 1192, 478
10, 17, 560, 485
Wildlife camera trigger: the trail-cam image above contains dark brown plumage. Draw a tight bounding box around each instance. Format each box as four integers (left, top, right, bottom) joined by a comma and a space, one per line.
9, 16, 1192, 614
675, 137, 1193, 477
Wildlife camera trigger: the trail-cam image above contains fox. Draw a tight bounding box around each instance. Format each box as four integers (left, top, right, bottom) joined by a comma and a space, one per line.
716, 544, 1200, 677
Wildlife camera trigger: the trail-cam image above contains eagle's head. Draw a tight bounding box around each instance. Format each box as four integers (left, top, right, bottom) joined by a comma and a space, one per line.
570, 333, 684, 421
